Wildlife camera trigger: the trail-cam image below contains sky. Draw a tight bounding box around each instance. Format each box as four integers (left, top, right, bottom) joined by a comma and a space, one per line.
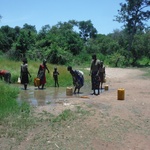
0, 0, 127, 35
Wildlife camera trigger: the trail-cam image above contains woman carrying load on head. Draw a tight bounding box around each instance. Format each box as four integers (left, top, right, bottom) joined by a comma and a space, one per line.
37, 59, 50, 89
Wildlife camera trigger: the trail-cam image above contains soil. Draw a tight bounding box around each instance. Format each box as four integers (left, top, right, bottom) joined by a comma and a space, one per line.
1, 67, 150, 150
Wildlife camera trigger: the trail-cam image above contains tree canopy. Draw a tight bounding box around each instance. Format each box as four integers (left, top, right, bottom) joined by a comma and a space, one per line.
115, 0, 150, 65
0, 1, 150, 67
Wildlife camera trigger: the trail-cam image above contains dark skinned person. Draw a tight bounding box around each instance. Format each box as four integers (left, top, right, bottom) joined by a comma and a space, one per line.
20, 58, 31, 90
37, 59, 50, 89
67, 66, 84, 94
90, 54, 101, 95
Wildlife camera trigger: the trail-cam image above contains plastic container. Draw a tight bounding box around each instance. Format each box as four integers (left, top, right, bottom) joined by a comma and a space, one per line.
117, 88, 125, 100
34, 78, 40, 87
104, 85, 109, 91
17, 77, 21, 84
66, 87, 73, 96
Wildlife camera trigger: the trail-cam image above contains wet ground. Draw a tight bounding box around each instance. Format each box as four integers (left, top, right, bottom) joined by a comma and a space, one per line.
17, 83, 104, 107
2, 67, 150, 150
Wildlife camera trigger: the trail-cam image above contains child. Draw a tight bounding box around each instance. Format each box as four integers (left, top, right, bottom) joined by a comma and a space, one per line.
53, 67, 59, 87
99, 61, 105, 89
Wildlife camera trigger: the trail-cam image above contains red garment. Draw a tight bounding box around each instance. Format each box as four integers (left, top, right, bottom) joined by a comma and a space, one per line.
0, 70, 8, 75
38, 64, 46, 84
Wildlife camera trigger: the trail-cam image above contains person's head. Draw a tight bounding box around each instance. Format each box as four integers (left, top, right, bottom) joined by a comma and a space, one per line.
22, 58, 27, 64
54, 67, 57, 71
67, 66, 72, 71
92, 54, 96, 60
43, 59, 47, 64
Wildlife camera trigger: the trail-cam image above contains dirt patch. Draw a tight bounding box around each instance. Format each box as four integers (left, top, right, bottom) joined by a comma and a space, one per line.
0, 67, 150, 150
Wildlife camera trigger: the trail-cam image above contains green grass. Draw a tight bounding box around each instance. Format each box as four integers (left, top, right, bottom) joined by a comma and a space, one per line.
0, 81, 19, 119
0, 57, 76, 87
0, 57, 91, 87
0, 80, 36, 143
0, 81, 32, 119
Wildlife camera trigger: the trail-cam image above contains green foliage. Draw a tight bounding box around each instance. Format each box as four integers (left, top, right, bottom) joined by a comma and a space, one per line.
0, 81, 19, 119
0, 18, 150, 67
115, 0, 150, 65
0, 57, 73, 87
115, 0, 150, 34
107, 52, 126, 67
138, 56, 150, 66
78, 20, 97, 42
50, 106, 90, 127
51, 109, 75, 123
0, 26, 15, 52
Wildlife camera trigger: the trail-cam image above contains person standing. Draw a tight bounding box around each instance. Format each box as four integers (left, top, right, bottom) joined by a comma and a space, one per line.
99, 61, 106, 89
90, 54, 101, 95
0, 70, 11, 83
53, 67, 59, 87
67, 66, 84, 94
20, 58, 31, 90
37, 59, 50, 89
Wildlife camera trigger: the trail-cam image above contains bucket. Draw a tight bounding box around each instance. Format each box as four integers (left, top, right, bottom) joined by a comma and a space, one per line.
34, 78, 40, 87
117, 88, 125, 100
104, 85, 109, 91
66, 87, 73, 96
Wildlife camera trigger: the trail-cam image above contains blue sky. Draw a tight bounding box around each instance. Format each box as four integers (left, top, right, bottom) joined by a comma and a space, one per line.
0, 0, 126, 34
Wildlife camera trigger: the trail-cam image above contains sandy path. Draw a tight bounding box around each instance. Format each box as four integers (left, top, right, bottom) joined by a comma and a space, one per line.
18, 67, 150, 150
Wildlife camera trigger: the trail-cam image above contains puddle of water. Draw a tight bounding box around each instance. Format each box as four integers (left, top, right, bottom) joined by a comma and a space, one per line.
17, 83, 92, 106
17, 83, 110, 106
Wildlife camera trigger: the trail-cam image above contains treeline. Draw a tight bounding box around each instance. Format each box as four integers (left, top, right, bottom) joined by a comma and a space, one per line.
0, 20, 150, 67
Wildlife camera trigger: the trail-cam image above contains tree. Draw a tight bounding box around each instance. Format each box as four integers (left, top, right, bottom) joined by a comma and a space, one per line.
37, 25, 51, 40
48, 21, 83, 55
15, 28, 36, 58
78, 20, 97, 42
115, 0, 150, 65
22, 23, 37, 33
0, 25, 15, 52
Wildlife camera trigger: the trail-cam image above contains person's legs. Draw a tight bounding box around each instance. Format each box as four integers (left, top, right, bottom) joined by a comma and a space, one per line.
24, 83, 27, 90
56, 80, 59, 87
97, 87, 100, 95
4, 74, 8, 82
8, 73, 11, 83
91, 73, 95, 94
93, 75, 100, 95
74, 87, 77, 94
41, 84, 45, 89
101, 82, 103, 89
77, 88, 80, 94
54, 80, 56, 87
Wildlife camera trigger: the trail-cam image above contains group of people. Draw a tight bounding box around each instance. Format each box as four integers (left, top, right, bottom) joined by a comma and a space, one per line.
90, 54, 105, 95
1, 54, 105, 95
69, 54, 105, 95
20, 58, 50, 90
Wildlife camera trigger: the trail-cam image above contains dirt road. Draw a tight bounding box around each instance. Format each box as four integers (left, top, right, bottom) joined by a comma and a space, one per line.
1, 67, 150, 150
33, 67, 150, 150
